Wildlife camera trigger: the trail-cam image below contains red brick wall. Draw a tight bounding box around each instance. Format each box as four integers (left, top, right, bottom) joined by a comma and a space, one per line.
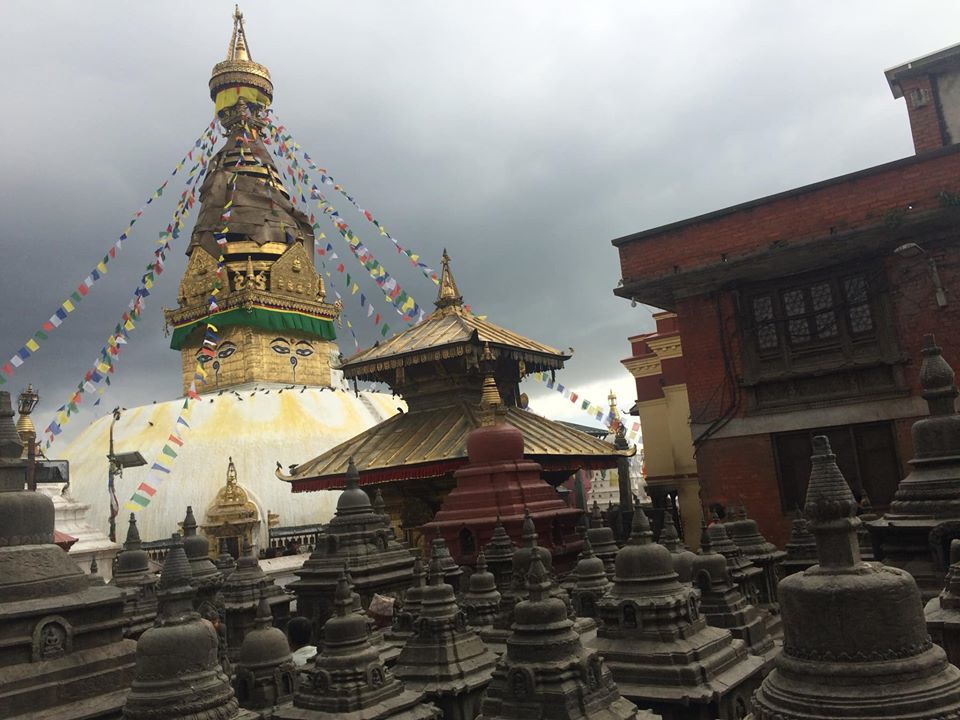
899, 74, 945, 154
618, 149, 960, 284
697, 434, 786, 546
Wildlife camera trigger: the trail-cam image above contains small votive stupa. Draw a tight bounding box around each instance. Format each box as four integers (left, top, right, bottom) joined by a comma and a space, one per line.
657, 508, 696, 583
725, 505, 785, 613
275, 573, 441, 720
122, 533, 240, 720
385, 557, 426, 650
0, 392, 137, 719
461, 551, 501, 628
753, 435, 960, 718
222, 540, 291, 661
586, 502, 620, 577
291, 458, 414, 628
392, 549, 497, 720
591, 508, 764, 719
704, 522, 764, 608
233, 592, 297, 713
780, 512, 817, 578
483, 518, 516, 590
926, 539, 960, 666
181, 505, 226, 618
691, 528, 777, 670
111, 512, 159, 639
477, 556, 644, 720
869, 334, 960, 598
569, 535, 611, 619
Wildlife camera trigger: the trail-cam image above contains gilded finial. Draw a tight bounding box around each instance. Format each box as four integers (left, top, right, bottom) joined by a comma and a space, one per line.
225, 456, 237, 487
209, 5, 273, 125
434, 248, 464, 312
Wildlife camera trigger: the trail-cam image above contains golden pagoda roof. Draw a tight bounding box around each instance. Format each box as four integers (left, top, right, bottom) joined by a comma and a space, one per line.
343, 251, 569, 378
277, 400, 631, 492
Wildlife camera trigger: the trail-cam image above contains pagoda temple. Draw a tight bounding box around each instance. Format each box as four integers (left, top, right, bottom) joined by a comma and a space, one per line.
61, 6, 400, 549
278, 251, 630, 542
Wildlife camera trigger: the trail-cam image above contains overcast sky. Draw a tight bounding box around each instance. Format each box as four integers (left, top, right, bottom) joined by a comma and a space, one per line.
2, 1, 959, 443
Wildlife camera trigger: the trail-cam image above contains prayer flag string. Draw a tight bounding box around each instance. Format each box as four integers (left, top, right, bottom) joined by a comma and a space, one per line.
263, 124, 425, 326
0, 121, 218, 385
42, 129, 219, 447
317, 243, 391, 340
266, 114, 440, 287
527, 371, 642, 443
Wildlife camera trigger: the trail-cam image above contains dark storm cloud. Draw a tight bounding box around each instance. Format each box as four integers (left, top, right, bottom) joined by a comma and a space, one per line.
2, 0, 958, 436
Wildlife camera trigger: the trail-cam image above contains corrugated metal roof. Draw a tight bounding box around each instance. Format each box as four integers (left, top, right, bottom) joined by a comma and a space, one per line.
280, 403, 629, 492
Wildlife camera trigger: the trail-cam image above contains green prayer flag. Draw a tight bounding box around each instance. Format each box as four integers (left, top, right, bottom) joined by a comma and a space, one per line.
132, 493, 150, 507
162, 445, 178, 459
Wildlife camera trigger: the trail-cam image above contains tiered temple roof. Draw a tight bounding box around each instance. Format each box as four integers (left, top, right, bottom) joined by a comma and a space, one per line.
278, 253, 630, 495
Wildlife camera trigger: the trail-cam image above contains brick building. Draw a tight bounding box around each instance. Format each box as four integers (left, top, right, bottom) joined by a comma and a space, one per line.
614, 44, 960, 545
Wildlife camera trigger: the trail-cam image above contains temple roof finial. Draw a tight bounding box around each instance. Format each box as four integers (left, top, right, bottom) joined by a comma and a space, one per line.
209, 5, 273, 120
434, 249, 464, 311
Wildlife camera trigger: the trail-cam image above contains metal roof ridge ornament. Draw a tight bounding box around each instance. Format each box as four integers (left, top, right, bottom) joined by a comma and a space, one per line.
434, 248, 464, 313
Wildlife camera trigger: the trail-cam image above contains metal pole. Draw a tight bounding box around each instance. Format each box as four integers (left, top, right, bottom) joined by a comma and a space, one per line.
108, 408, 121, 543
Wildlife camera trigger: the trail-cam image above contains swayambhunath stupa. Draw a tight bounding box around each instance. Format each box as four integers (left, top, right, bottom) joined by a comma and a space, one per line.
3, 4, 960, 720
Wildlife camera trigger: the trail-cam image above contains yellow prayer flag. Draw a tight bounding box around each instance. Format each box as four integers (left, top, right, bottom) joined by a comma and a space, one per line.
25, 339, 39, 352
63, 300, 75, 313
351, 283, 359, 295
124, 319, 135, 331
97, 261, 107, 274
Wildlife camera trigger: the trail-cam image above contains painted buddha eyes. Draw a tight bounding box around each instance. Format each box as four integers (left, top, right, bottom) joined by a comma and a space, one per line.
217, 342, 237, 359
271, 338, 314, 357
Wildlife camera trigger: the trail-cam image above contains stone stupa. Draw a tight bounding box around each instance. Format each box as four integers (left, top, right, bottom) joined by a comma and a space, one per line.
111, 512, 159, 639
291, 458, 414, 630
753, 435, 960, 719
725, 504, 785, 615
233, 592, 297, 713
586, 501, 620, 577
392, 548, 497, 720
926, 538, 960, 666
122, 533, 241, 720
483, 518, 516, 590
477, 556, 646, 720
384, 557, 426, 651
657, 507, 696, 583
591, 508, 764, 719
461, 551, 502, 628
0, 391, 137, 719
569, 535, 611, 619
692, 527, 778, 670
869, 334, 960, 599
221, 540, 290, 662
276, 573, 441, 720
780, 511, 817, 578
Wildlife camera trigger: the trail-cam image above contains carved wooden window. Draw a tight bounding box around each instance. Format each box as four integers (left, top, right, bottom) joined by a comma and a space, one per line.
748, 274, 875, 355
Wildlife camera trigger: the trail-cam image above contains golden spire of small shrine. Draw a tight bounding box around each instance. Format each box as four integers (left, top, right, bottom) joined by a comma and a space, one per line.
209, 6, 273, 124
478, 343, 504, 426
434, 249, 464, 312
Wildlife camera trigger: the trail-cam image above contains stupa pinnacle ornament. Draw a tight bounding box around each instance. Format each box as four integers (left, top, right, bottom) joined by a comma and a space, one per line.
753, 436, 960, 719
869, 334, 960, 598
166, 6, 341, 395
477, 556, 642, 720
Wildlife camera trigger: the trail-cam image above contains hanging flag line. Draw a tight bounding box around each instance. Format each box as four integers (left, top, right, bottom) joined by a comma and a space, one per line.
1, 121, 218, 386
123, 319, 213, 513
263, 124, 426, 326
317, 242, 392, 339
528, 371, 642, 443
266, 114, 441, 287
42, 131, 219, 447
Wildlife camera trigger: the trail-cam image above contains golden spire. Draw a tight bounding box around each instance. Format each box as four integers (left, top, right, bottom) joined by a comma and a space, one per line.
478, 343, 503, 426
227, 5, 251, 62
209, 6, 273, 122
434, 248, 464, 312
607, 389, 619, 419
226, 456, 238, 488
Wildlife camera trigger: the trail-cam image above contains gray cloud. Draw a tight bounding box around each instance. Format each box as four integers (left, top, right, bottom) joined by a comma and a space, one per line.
2, 0, 958, 439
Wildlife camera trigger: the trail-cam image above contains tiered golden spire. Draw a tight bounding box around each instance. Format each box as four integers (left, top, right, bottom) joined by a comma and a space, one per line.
209, 5, 273, 122
434, 249, 464, 312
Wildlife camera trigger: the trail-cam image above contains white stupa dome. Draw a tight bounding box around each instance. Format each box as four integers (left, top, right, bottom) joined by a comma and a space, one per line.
60, 385, 402, 547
